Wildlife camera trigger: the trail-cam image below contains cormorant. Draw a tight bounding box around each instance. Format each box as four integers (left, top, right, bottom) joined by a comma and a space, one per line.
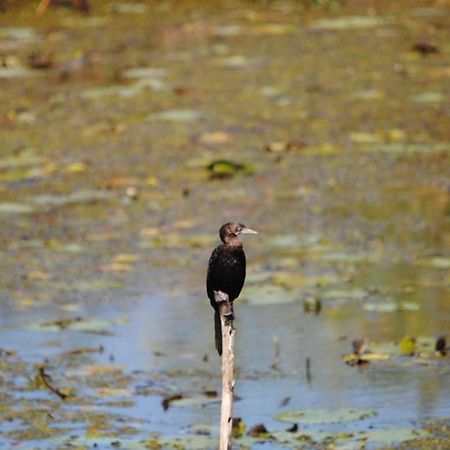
206, 222, 257, 356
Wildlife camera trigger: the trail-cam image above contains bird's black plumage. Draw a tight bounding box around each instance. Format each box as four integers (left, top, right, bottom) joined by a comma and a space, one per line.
206, 222, 257, 355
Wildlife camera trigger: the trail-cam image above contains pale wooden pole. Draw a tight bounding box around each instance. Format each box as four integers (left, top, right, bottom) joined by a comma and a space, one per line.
215, 290, 235, 450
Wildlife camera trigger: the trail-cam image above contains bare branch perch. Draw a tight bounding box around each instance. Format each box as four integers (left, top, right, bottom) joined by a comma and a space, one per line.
214, 290, 235, 450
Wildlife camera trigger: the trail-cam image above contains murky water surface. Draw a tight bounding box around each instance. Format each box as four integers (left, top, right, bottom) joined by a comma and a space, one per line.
0, 0, 449, 448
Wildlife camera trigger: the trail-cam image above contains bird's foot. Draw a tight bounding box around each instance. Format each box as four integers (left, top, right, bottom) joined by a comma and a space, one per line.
223, 310, 234, 325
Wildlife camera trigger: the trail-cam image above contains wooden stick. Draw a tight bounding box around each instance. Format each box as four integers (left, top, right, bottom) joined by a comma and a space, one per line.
215, 291, 235, 450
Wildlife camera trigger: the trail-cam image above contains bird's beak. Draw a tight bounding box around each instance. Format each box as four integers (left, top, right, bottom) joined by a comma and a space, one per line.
240, 227, 258, 235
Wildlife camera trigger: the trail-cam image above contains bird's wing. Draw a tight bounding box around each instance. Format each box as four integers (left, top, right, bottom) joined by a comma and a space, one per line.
207, 245, 246, 303
206, 246, 221, 304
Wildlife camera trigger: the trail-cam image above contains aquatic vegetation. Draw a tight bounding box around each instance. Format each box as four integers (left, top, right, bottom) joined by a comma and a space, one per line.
0, 0, 449, 448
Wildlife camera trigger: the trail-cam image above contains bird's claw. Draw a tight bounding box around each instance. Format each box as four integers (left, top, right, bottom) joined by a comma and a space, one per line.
214, 290, 234, 323
223, 310, 234, 324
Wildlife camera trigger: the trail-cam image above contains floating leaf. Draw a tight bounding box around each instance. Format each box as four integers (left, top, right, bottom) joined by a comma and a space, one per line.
242, 285, 298, 305
0, 67, 43, 79
303, 296, 321, 314
0, 27, 41, 41
399, 337, 417, 356
122, 67, 167, 79
311, 16, 393, 31
98, 262, 133, 272
270, 271, 339, 289
302, 143, 339, 155
363, 427, 429, 444
26, 270, 50, 281
109, 2, 149, 14
276, 408, 376, 424
321, 288, 368, 301
343, 352, 390, 365
269, 426, 429, 446
247, 423, 270, 437
147, 109, 203, 122
113, 253, 140, 263
363, 301, 419, 313
29, 190, 111, 207
29, 316, 127, 333
0, 153, 47, 170
232, 418, 246, 438
81, 85, 142, 99
149, 435, 218, 449
268, 234, 304, 249
141, 233, 213, 249
95, 388, 132, 398
352, 89, 384, 100
66, 363, 125, 377
168, 393, 218, 408
411, 92, 444, 103
317, 251, 375, 263
214, 55, 253, 68
213, 25, 243, 37
0, 203, 35, 214
64, 162, 87, 173
207, 159, 254, 179
199, 131, 231, 144
251, 24, 296, 35
73, 279, 123, 291
367, 143, 450, 154
350, 131, 382, 144
416, 257, 450, 269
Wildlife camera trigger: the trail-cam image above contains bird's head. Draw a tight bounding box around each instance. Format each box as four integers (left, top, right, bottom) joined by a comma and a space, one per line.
219, 222, 258, 244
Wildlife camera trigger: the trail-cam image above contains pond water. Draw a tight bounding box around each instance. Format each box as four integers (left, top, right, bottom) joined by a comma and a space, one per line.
0, 0, 449, 449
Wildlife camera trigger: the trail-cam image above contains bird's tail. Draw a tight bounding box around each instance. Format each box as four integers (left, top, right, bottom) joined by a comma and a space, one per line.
214, 310, 222, 356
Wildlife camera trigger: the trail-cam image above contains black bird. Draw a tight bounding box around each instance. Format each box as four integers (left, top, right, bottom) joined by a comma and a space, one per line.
207, 222, 258, 355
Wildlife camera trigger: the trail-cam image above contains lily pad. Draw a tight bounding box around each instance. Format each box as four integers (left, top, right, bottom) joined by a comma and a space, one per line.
121, 67, 167, 79
72, 279, 124, 291
28, 316, 127, 333
267, 234, 305, 249
363, 301, 419, 313
0, 203, 35, 214
0, 67, 43, 79
251, 24, 296, 35
417, 257, 450, 269
242, 285, 299, 305
109, 2, 149, 14
268, 426, 429, 446
141, 233, 213, 249
350, 131, 382, 144
168, 394, 218, 408
214, 55, 252, 68
321, 288, 368, 301
29, 190, 112, 207
199, 131, 231, 144
317, 251, 375, 263
146, 109, 203, 122
411, 92, 444, 103
213, 25, 243, 37
270, 271, 340, 289
364, 427, 429, 444
311, 16, 393, 31
276, 408, 376, 424
81, 85, 142, 99
370, 143, 450, 154
151, 435, 218, 449
352, 89, 384, 101
0, 27, 41, 41
0, 152, 47, 170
